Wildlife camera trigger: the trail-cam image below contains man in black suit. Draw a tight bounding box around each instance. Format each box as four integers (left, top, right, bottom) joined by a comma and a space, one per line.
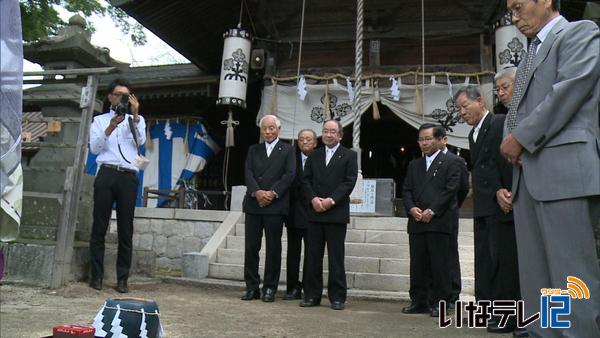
402, 123, 462, 317
241, 114, 296, 302
283, 128, 318, 300
300, 119, 358, 310
455, 85, 520, 334
439, 136, 469, 304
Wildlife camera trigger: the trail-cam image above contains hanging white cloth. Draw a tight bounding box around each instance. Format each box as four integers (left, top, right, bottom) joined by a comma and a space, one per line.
257, 79, 493, 149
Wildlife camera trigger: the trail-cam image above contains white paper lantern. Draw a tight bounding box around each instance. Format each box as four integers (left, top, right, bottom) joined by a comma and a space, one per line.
495, 12, 528, 71
216, 27, 252, 109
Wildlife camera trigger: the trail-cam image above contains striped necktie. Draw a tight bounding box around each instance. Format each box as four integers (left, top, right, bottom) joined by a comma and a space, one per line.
505, 37, 541, 132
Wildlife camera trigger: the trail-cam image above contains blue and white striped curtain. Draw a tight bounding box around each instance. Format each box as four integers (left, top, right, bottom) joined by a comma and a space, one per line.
86, 120, 222, 207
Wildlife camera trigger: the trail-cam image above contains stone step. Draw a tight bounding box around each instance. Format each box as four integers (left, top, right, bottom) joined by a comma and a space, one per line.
216, 248, 475, 276
224, 235, 474, 259
234, 224, 474, 245
208, 262, 475, 293
235, 215, 474, 232
350, 217, 474, 232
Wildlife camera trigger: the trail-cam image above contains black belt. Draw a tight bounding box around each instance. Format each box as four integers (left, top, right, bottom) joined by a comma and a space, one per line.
101, 164, 137, 175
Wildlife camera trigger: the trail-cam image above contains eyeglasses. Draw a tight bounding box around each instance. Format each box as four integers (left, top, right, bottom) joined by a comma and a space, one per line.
494, 83, 513, 95
111, 92, 130, 98
508, 0, 532, 19
298, 137, 315, 143
322, 129, 339, 135
417, 137, 435, 143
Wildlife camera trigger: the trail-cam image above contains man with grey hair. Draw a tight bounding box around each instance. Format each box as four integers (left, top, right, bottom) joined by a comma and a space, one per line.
500, 1, 600, 336
241, 114, 296, 302
493, 67, 517, 115
455, 85, 520, 334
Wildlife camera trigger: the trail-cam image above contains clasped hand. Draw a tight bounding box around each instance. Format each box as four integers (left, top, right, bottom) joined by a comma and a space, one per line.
311, 197, 334, 213
500, 133, 523, 166
255, 190, 275, 208
409, 207, 433, 223
496, 188, 513, 214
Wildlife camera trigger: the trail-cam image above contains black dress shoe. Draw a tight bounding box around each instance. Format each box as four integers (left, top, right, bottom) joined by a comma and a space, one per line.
262, 288, 275, 302
116, 280, 128, 293
402, 303, 429, 314
513, 328, 529, 337
487, 318, 516, 334
330, 301, 345, 310
299, 298, 321, 307
89, 278, 102, 291
488, 316, 500, 327
487, 323, 516, 334
430, 307, 440, 317
282, 288, 302, 300
241, 289, 260, 301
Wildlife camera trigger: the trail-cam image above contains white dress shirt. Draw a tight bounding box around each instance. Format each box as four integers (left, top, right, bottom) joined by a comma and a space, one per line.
536, 15, 563, 53
472, 110, 490, 142
89, 110, 147, 172
265, 138, 279, 157
426, 149, 441, 171
325, 142, 340, 166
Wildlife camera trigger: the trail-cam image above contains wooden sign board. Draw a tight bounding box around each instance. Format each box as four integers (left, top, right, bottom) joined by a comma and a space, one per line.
48, 120, 62, 133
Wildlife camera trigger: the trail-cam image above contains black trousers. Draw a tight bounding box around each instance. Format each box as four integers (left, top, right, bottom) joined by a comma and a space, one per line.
473, 215, 494, 302
303, 221, 347, 303
488, 215, 521, 302
285, 226, 306, 292
244, 213, 284, 292
90, 166, 138, 282
408, 232, 452, 307
449, 209, 461, 302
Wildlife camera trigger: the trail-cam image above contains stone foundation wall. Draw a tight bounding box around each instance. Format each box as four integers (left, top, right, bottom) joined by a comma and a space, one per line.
111, 208, 228, 275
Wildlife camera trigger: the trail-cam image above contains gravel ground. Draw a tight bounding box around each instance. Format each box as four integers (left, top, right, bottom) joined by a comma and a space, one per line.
0, 281, 509, 337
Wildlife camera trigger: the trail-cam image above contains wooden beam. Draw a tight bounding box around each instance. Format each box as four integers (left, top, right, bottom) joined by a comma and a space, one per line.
50, 75, 98, 288
23, 67, 118, 77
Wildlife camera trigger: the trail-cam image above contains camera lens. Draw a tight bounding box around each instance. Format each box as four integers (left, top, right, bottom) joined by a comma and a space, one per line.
116, 95, 129, 115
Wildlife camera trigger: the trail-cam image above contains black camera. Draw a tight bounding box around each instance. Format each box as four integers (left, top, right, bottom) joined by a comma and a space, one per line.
115, 95, 130, 116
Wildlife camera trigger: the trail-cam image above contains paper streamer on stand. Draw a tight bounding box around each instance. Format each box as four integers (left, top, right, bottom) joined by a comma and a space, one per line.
350, 170, 364, 204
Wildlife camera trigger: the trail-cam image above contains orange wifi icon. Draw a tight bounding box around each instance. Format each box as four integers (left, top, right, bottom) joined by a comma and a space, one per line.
565, 276, 590, 299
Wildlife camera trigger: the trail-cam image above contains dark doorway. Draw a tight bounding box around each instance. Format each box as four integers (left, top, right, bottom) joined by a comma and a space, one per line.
358, 105, 420, 197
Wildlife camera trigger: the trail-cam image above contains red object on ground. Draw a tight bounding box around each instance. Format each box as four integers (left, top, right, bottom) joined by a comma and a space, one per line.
52, 324, 95, 338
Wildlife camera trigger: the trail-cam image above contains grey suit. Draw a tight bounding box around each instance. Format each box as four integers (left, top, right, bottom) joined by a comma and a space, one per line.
508, 17, 600, 338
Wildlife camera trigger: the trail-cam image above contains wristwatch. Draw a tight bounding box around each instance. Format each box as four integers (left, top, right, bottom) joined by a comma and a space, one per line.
272, 190, 279, 199
427, 209, 435, 216
329, 198, 335, 206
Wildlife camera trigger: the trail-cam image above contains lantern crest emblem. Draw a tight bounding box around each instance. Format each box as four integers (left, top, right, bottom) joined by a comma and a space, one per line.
223, 48, 249, 82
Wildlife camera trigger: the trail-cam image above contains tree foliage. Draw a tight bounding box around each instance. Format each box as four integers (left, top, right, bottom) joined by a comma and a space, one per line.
20, 0, 147, 45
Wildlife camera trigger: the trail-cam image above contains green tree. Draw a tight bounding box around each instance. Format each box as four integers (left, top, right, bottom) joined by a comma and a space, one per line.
20, 0, 146, 45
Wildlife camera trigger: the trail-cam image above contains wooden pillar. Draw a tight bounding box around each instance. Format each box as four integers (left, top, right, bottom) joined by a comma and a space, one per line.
50, 75, 98, 288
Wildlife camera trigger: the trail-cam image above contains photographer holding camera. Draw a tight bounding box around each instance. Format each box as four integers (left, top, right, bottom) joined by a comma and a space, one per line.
88, 78, 146, 293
